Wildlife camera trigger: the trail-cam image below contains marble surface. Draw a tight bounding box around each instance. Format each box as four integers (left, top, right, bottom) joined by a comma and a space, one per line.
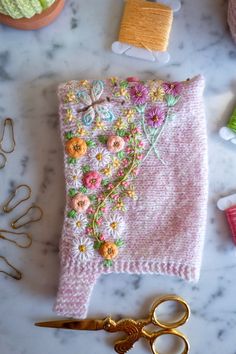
0, 0, 236, 353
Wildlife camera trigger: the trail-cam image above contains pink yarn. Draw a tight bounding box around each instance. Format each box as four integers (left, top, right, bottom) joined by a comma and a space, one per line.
228, 0, 236, 43
54, 75, 208, 319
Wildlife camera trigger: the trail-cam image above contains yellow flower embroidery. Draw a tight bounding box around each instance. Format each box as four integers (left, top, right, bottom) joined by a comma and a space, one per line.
65, 109, 75, 123
65, 91, 77, 103
150, 86, 165, 102
101, 166, 112, 176
112, 157, 120, 169
79, 80, 90, 89
77, 127, 87, 136
110, 77, 119, 85
94, 118, 106, 130
115, 200, 125, 211
114, 118, 126, 130
126, 188, 136, 199
124, 108, 135, 122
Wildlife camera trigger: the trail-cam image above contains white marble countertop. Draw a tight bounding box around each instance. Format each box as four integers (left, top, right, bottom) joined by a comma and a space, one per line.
1, 0, 236, 353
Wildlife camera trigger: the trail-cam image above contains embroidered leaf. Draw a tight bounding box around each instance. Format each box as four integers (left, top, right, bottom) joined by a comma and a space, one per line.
89, 194, 97, 202
86, 139, 96, 148
115, 239, 125, 247
82, 106, 95, 126
94, 241, 103, 250
101, 179, 109, 187
120, 80, 129, 88
117, 129, 126, 137
91, 80, 104, 101
68, 157, 77, 164
68, 188, 77, 197
67, 210, 77, 218
98, 135, 108, 144
103, 259, 113, 267
82, 165, 90, 173
135, 105, 146, 114
65, 131, 74, 140
77, 90, 92, 106
165, 94, 180, 107
79, 186, 88, 194
117, 151, 125, 159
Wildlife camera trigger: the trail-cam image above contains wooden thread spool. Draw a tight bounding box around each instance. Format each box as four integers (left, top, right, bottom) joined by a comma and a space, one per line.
119, 0, 173, 52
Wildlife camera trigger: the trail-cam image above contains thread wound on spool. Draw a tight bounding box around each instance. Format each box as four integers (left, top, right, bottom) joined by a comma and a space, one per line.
118, 0, 173, 52
226, 205, 236, 244
227, 107, 236, 133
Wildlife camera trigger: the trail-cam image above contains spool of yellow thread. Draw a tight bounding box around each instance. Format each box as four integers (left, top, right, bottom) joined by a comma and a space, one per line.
112, 0, 181, 63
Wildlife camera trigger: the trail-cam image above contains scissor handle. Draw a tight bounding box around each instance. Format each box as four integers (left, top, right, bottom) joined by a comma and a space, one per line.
149, 328, 190, 354
150, 295, 190, 329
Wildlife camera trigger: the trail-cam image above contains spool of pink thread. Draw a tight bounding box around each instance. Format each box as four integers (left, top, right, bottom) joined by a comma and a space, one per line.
226, 206, 236, 244
228, 0, 236, 43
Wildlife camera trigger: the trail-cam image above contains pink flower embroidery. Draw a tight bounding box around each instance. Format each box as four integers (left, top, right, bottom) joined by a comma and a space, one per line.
71, 193, 90, 213
130, 83, 149, 105
83, 171, 102, 189
107, 135, 125, 153
146, 107, 165, 128
162, 82, 182, 96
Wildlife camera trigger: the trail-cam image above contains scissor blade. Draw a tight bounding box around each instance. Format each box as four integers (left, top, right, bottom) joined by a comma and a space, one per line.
35, 319, 105, 331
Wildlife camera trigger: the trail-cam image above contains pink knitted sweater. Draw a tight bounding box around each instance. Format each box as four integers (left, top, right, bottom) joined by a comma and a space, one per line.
55, 75, 208, 318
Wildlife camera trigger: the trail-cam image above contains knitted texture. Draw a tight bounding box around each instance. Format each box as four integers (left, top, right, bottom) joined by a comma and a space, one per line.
0, 0, 55, 19
55, 75, 208, 318
228, 0, 236, 43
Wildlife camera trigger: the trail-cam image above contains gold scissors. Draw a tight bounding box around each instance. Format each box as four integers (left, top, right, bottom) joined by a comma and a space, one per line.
35, 295, 190, 354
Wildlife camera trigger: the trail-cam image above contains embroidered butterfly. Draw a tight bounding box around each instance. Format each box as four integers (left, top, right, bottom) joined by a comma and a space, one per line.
77, 80, 115, 126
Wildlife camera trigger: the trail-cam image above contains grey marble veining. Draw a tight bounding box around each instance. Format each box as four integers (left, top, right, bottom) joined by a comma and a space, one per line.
0, 0, 236, 353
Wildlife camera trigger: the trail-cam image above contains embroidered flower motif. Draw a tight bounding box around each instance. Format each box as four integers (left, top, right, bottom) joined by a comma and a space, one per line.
99, 241, 118, 260
76, 126, 87, 136
130, 83, 149, 105
101, 166, 112, 176
66, 166, 82, 188
77, 80, 115, 126
65, 108, 76, 122
69, 214, 87, 233
65, 91, 77, 103
94, 118, 106, 130
90, 147, 111, 168
105, 214, 124, 238
162, 82, 182, 96
71, 237, 94, 261
107, 136, 125, 153
124, 108, 135, 122
66, 137, 87, 159
150, 86, 165, 102
146, 107, 165, 128
71, 193, 90, 212
114, 118, 127, 130
83, 171, 102, 189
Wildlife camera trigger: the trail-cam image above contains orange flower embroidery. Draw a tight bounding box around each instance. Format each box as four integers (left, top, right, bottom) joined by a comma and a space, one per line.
99, 241, 118, 260
66, 137, 87, 158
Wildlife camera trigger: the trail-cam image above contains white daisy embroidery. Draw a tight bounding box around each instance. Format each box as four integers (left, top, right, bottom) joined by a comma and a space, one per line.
90, 147, 111, 168
105, 214, 124, 238
66, 166, 82, 188
71, 237, 94, 262
68, 214, 87, 234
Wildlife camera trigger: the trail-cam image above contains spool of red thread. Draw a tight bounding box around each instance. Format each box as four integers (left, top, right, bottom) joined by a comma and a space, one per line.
225, 205, 236, 245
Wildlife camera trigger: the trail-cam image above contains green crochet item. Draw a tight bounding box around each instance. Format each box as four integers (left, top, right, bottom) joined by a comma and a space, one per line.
0, 0, 55, 19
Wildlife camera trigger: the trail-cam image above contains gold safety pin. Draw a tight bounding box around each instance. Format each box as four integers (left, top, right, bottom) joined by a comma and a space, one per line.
11, 205, 43, 229
0, 229, 32, 248
0, 255, 22, 280
0, 153, 7, 169
0, 118, 16, 154
3, 184, 32, 213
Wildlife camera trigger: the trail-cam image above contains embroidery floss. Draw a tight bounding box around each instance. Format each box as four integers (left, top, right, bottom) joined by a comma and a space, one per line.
217, 193, 236, 245
112, 0, 181, 63
219, 106, 236, 145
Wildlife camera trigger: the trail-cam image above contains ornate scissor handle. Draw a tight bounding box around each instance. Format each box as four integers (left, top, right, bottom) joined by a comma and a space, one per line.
150, 295, 190, 329
149, 328, 190, 354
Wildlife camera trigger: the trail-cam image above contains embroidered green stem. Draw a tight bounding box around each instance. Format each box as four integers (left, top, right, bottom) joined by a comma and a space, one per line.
141, 114, 164, 163
91, 146, 138, 242
142, 109, 171, 164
